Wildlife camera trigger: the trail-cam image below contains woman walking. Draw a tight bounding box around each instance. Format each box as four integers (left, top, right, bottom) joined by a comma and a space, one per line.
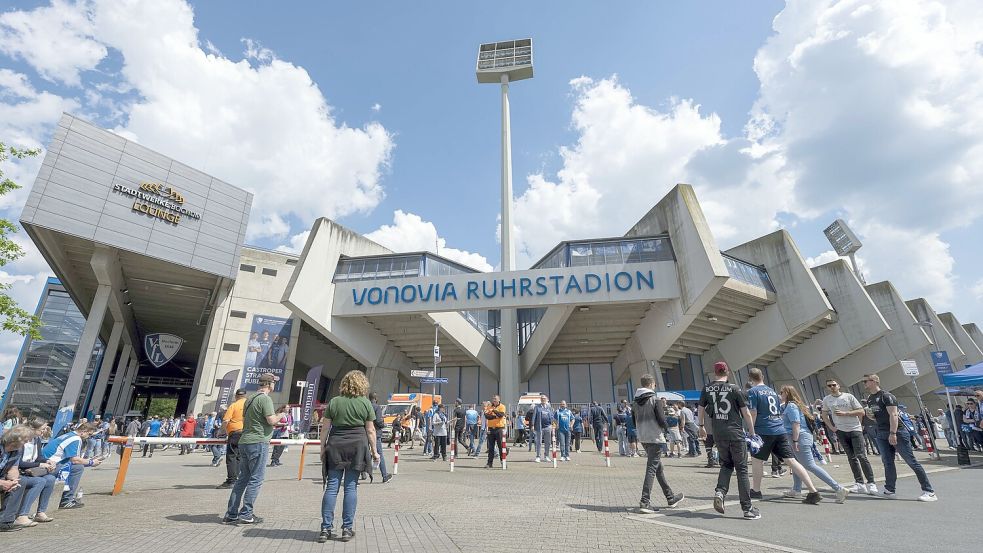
780, 385, 849, 503
318, 371, 379, 543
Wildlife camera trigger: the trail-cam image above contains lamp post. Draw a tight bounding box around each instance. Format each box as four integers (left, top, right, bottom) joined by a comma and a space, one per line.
913, 321, 945, 459
477, 39, 533, 409
823, 219, 865, 284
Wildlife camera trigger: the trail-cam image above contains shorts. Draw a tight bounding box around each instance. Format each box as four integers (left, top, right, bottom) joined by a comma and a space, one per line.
627, 430, 637, 441
668, 429, 683, 443
751, 433, 794, 461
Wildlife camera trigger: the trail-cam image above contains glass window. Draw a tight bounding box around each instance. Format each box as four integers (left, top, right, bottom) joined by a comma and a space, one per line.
601, 243, 621, 264
362, 259, 378, 279
404, 257, 421, 276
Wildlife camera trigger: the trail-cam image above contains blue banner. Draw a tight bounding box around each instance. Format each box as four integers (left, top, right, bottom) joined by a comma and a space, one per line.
241, 315, 293, 392
931, 350, 953, 380
300, 365, 321, 434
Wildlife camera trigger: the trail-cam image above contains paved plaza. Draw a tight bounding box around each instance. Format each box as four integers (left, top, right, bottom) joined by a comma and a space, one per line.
4, 441, 978, 552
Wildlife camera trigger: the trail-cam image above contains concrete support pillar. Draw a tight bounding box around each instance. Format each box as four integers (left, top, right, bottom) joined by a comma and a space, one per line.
116, 356, 139, 415
105, 342, 132, 416
87, 321, 123, 416
367, 365, 399, 397
59, 283, 111, 412
499, 309, 519, 407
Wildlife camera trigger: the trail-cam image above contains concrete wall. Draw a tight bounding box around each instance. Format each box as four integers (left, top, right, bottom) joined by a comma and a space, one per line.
615, 183, 729, 384
22, 114, 251, 279
938, 313, 983, 368
905, 299, 966, 395
770, 260, 888, 381
964, 323, 983, 354
863, 282, 932, 392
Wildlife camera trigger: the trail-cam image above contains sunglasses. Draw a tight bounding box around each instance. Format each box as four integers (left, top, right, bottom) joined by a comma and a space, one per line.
826, 383, 838, 388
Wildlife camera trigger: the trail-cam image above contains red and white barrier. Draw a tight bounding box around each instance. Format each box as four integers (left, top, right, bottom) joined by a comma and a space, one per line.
818, 428, 832, 464
603, 429, 611, 467
500, 431, 508, 470
921, 427, 939, 459
551, 427, 557, 469
450, 437, 456, 472
393, 440, 400, 475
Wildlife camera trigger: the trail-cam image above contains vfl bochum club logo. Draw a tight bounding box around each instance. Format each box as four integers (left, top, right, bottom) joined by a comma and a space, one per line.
145, 333, 184, 368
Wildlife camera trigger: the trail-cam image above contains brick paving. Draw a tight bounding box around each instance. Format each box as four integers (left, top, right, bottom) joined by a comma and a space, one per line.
2, 441, 968, 551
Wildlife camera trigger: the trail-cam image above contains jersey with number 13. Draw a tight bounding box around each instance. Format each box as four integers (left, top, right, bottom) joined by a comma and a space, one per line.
699, 381, 748, 441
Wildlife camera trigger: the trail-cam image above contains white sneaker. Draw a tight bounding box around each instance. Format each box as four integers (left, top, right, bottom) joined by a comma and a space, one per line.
848, 483, 865, 494
835, 487, 850, 504
917, 492, 938, 502
534, 457, 541, 463
866, 483, 878, 495
782, 489, 802, 498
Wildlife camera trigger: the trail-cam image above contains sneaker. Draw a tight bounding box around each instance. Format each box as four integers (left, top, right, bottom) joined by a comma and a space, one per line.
237, 515, 263, 524
340, 528, 355, 542
534, 457, 540, 463
317, 529, 334, 542
803, 492, 822, 505
749, 489, 763, 500
638, 501, 658, 514
866, 483, 879, 495
743, 507, 761, 520
881, 490, 896, 499
917, 492, 938, 502
713, 490, 726, 514
782, 489, 802, 498
835, 487, 850, 504
58, 501, 84, 510
848, 482, 865, 494
666, 493, 685, 508
382, 474, 393, 483
216, 481, 234, 489
222, 516, 239, 524
0, 523, 23, 532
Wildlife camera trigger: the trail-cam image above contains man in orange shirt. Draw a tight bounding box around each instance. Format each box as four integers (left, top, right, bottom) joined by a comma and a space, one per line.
218, 389, 247, 489
484, 395, 508, 468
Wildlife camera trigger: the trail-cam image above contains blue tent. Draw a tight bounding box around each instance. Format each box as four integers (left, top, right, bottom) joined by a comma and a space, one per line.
941, 362, 983, 388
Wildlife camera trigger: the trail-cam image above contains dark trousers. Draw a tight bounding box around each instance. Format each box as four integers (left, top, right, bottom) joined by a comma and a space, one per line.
592, 423, 605, 451
486, 428, 503, 466
270, 445, 285, 464
837, 429, 875, 484
432, 435, 447, 459
876, 431, 933, 493
573, 430, 582, 451
455, 427, 468, 448
141, 443, 156, 456
715, 438, 752, 512
225, 434, 241, 483
640, 443, 675, 505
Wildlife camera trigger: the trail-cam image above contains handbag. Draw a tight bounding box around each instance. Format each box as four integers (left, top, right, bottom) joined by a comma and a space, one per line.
25, 466, 49, 477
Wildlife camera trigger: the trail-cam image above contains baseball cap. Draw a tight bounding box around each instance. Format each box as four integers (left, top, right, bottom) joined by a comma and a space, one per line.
235, 389, 247, 397
713, 361, 729, 375
258, 373, 279, 384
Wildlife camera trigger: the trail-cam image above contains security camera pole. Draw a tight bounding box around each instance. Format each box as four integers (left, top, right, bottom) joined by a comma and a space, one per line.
477, 39, 533, 409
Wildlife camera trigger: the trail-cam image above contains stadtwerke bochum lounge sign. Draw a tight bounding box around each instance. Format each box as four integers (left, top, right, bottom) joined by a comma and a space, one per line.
331, 261, 680, 316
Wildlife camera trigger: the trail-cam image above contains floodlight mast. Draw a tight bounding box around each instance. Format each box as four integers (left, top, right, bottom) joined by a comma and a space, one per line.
477, 39, 533, 409
823, 218, 865, 284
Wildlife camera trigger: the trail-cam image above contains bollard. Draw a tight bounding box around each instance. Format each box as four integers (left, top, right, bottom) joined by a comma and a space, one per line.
297, 441, 307, 481
551, 427, 557, 468
921, 427, 939, 459
450, 437, 456, 473
603, 429, 611, 467
112, 436, 134, 496
819, 428, 832, 464
394, 439, 400, 475
501, 431, 508, 471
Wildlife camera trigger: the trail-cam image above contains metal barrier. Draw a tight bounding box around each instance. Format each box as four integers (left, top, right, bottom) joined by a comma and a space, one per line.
107, 436, 320, 495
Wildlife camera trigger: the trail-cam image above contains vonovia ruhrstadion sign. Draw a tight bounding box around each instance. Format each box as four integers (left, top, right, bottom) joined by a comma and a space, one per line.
112, 181, 203, 225
332, 261, 680, 316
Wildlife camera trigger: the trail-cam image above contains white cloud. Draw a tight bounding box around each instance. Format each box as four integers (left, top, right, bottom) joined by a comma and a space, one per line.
0, 0, 106, 86
371, 103, 381, 112
275, 230, 310, 255
366, 210, 492, 272
971, 278, 983, 302
805, 250, 842, 268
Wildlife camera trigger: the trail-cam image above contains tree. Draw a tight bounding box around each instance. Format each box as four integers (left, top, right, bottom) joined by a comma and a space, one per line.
0, 142, 42, 339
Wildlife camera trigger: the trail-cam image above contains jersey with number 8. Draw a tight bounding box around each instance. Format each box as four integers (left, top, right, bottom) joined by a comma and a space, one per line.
748, 384, 786, 436
699, 382, 748, 442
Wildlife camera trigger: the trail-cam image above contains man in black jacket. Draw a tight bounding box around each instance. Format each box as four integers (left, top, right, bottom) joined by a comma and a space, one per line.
369, 392, 392, 483
633, 375, 684, 513
589, 402, 607, 452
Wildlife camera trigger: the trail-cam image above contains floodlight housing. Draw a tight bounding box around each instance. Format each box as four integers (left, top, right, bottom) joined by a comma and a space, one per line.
823, 219, 862, 257
476, 38, 533, 83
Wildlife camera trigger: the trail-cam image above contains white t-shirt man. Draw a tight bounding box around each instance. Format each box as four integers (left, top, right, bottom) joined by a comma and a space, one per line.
821, 392, 863, 432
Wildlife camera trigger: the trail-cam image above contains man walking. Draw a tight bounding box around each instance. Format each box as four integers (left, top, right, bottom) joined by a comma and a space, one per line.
531, 394, 554, 463
223, 373, 288, 524
554, 401, 573, 461
369, 393, 392, 483
634, 374, 684, 513
217, 389, 247, 489
822, 378, 878, 494
142, 416, 162, 457
698, 362, 759, 520
452, 399, 468, 451
679, 402, 700, 456
863, 374, 937, 501
746, 368, 822, 505
484, 396, 507, 468
465, 404, 479, 456
589, 402, 607, 452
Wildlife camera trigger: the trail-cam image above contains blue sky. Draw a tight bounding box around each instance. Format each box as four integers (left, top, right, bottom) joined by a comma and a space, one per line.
1, 0, 982, 377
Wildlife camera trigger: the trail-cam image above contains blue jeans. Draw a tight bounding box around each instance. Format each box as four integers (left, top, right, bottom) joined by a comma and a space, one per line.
84, 438, 99, 458
17, 474, 57, 515
473, 430, 484, 455
61, 463, 84, 505
535, 427, 552, 458
791, 433, 841, 492
321, 467, 359, 530
557, 430, 571, 457
592, 423, 604, 451
528, 428, 537, 451
0, 482, 27, 522
211, 445, 225, 463
374, 436, 388, 478
876, 430, 933, 494
617, 426, 628, 455
225, 442, 268, 519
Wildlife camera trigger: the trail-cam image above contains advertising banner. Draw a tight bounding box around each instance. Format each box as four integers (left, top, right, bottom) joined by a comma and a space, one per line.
241, 315, 293, 392
215, 369, 239, 410
300, 365, 322, 433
